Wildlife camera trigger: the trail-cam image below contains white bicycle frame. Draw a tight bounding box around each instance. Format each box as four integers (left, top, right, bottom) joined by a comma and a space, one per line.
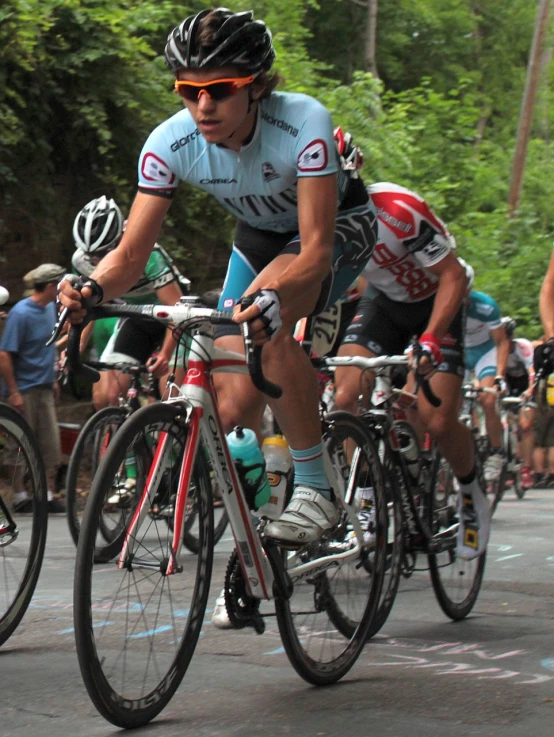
117, 303, 362, 600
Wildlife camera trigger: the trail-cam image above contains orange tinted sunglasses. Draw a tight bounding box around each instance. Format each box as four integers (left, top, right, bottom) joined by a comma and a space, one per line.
174, 75, 256, 102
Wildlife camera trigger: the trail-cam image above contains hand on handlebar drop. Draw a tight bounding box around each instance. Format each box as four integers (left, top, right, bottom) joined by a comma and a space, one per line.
57, 277, 92, 324
146, 353, 169, 379
233, 289, 283, 347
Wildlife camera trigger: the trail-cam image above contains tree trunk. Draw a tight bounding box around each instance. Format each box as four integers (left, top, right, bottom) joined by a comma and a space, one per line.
364, 0, 379, 78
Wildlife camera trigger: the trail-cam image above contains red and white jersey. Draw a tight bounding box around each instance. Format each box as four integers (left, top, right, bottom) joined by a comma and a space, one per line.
362, 182, 456, 303
506, 338, 534, 378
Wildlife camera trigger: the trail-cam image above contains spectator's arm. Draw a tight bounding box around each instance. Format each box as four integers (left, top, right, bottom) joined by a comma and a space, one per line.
540, 249, 554, 339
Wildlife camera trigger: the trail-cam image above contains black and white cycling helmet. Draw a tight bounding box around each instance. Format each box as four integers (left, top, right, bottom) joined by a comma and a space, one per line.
73, 196, 124, 256
502, 316, 517, 337
164, 8, 275, 74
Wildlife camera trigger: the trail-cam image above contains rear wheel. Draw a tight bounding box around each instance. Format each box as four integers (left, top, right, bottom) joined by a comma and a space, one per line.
428, 453, 486, 620
74, 402, 214, 728
275, 411, 387, 685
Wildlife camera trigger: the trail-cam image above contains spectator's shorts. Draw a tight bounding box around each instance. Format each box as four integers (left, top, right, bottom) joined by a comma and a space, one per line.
533, 406, 554, 447
21, 385, 61, 471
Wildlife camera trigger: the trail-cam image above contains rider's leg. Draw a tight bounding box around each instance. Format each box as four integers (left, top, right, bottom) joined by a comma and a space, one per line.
334, 342, 375, 414
418, 369, 490, 560
478, 374, 503, 449
519, 405, 535, 488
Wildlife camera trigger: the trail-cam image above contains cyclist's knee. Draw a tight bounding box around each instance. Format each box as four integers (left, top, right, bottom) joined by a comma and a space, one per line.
421, 409, 456, 443
334, 382, 359, 413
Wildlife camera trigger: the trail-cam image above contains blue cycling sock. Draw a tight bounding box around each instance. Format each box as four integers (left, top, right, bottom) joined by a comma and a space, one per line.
290, 443, 330, 499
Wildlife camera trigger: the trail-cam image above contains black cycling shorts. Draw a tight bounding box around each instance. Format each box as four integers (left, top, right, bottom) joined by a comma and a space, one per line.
506, 374, 529, 396
112, 317, 166, 364
342, 287, 466, 377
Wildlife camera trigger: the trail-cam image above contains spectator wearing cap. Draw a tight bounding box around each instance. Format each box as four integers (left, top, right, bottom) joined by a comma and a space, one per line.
0, 263, 67, 512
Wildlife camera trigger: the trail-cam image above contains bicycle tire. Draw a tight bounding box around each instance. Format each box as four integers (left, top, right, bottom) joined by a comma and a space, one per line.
65, 406, 129, 547
0, 404, 48, 646
74, 402, 214, 728
275, 411, 387, 685
489, 463, 508, 515
364, 443, 404, 639
427, 452, 486, 620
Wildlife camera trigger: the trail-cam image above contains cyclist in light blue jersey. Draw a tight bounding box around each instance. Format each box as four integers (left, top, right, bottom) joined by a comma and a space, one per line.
465, 290, 510, 481
58, 8, 378, 546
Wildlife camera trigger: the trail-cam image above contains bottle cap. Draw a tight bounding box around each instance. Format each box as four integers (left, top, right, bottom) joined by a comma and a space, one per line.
263, 435, 288, 448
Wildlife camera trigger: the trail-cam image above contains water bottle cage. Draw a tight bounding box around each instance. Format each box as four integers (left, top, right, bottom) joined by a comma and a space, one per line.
234, 459, 266, 509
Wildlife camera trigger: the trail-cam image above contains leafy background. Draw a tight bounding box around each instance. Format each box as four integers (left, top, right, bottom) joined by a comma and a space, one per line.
1, 0, 552, 336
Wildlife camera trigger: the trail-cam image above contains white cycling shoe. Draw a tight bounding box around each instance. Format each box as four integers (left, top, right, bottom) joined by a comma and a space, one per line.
211, 589, 233, 630
264, 485, 340, 546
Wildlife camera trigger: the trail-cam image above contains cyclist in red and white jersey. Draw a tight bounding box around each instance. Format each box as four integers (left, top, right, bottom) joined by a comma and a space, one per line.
334, 182, 490, 561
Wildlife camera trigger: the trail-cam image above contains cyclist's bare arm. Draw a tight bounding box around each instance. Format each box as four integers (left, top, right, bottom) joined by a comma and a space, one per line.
421, 252, 466, 339
59, 192, 171, 318
491, 324, 510, 377
540, 248, 554, 338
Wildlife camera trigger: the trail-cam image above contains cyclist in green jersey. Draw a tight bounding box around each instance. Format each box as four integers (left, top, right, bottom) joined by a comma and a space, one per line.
71, 196, 188, 408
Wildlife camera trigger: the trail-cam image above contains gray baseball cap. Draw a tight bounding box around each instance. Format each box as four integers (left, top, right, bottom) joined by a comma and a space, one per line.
32, 263, 66, 285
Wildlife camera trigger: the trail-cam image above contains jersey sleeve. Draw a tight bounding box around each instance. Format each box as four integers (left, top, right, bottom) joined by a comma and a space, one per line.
294, 100, 339, 178
144, 248, 178, 290
137, 124, 180, 199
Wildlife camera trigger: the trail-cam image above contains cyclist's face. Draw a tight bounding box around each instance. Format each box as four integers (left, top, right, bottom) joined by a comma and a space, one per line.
176, 66, 258, 145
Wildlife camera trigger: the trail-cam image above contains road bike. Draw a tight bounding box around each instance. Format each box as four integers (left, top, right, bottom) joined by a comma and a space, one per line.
51, 298, 388, 728
0, 402, 48, 646
318, 354, 487, 632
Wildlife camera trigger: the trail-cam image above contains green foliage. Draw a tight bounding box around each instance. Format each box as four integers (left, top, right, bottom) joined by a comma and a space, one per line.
1, 0, 553, 329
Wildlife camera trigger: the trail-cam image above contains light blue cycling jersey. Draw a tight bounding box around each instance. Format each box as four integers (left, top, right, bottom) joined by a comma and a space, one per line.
465, 290, 502, 349
137, 92, 349, 233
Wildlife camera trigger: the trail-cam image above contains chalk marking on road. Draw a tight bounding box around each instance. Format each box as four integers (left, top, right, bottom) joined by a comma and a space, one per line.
540, 658, 554, 672
495, 553, 523, 562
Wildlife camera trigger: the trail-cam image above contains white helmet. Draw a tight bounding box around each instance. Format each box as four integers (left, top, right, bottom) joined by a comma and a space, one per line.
457, 257, 474, 291
73, 196, 124, 256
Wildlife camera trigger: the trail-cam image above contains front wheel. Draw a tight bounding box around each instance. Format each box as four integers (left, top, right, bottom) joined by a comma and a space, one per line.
427, 453, 486, 620
74, 402, 214, 728
275, 411, 387, 685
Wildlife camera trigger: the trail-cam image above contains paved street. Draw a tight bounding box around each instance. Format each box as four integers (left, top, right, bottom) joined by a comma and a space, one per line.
1, 485, 554, 737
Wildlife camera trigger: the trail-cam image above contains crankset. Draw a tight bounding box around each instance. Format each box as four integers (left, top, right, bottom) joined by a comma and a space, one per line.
223, 550, 265, 634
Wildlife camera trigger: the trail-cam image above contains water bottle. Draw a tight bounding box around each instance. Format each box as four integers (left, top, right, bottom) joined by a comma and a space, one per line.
227, 426, 271, 509
397, 426, 421, 481
257, 434, 292, 519
547, 373, 554, 407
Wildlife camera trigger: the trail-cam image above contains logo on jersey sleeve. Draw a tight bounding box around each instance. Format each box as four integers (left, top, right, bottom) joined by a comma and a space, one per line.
141, 153, 176, 185
297, 139, 328, 172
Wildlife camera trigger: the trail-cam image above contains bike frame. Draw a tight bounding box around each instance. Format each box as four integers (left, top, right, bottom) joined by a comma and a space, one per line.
117, 306, 362, 600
